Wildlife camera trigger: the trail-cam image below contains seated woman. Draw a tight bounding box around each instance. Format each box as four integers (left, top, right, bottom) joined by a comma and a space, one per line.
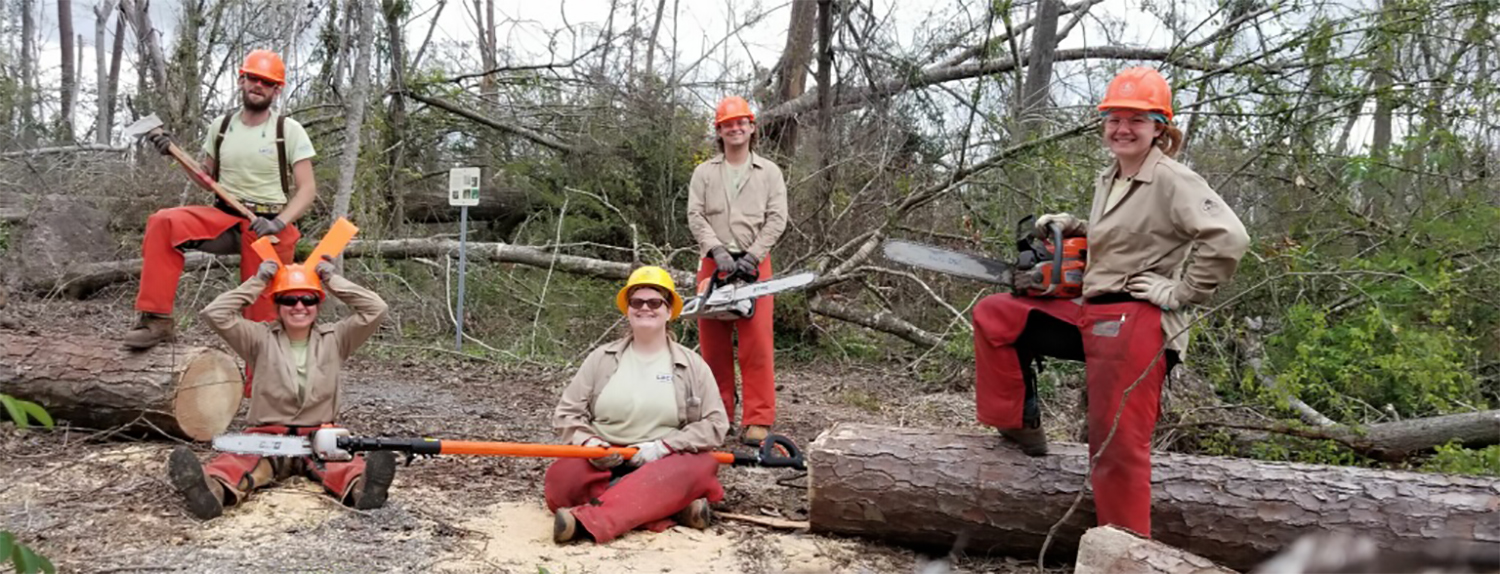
547, 266, 730, 544
167, 255, 393, 519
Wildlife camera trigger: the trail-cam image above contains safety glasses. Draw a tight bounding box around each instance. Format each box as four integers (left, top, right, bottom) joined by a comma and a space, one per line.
274, 294, 320, 307
627, 298, 668, 311
241, 74, 281, 88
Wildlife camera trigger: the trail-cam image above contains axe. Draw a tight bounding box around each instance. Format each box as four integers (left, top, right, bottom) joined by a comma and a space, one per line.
123, 114, 264, 225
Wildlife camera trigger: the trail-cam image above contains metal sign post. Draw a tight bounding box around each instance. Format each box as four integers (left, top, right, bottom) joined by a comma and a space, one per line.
448, 167, 481, 350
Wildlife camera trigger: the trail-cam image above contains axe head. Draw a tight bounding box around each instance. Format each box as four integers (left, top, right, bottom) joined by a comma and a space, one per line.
123, 114, 165, 139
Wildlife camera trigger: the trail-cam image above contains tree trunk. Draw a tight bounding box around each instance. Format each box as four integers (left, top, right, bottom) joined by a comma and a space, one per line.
807, 423, 1500, 572
0, 332, 243, 441
1075, 526, 1235, 574
21, 252, 228, 299
103, 4, 126, 144
1016, 0, 1060, 134
642, 0, 667, 79
382, 0, 409, 227
19, 0, 36, 143
331, 0, 374, 221
761, 0, 816, 157
403, 182, 531, 227
119, 0, 173, 124
58, 0, 76, 140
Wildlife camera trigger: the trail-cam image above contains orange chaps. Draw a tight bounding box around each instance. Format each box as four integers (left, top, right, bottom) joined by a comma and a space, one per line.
972, 293, 1173, 537
543, 453, 725, 543
136, 205, 299, 322
695, 256, 776, 427
202, 425, 369, 506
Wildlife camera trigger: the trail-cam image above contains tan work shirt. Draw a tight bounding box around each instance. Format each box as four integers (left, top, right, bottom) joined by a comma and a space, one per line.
591, 345, 681, 445
201, 274, 389, 427
553, 336, 729, 451
1083, 146, 1250, 352
686, 152, 789, 259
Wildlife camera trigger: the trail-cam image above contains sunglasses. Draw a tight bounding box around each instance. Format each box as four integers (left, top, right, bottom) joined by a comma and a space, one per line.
241, 75, 281, 88
628, 298, 669, 311
274, 294, 320, 307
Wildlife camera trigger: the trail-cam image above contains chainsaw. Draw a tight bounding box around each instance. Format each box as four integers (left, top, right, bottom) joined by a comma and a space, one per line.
881, 215, 1087, 298
212, 428, 807, 470
679, 263, 816, 321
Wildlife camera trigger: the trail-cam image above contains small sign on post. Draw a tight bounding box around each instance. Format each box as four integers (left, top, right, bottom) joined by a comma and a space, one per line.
448, 167, 481, 350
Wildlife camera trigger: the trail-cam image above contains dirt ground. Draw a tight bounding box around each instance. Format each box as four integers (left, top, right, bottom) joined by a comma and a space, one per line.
0, 293, 1053, 574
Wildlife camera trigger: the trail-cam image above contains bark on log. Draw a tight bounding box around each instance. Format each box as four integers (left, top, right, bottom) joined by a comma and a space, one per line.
1198, 409, 1500, 462
1075, 526, 1234, 574
807, 423, 1500, 572
21, 252, 230, 298
0, 332, 242, 441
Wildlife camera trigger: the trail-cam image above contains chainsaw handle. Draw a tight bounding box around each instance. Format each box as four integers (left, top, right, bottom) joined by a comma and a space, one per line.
1047, 223, 1065, 294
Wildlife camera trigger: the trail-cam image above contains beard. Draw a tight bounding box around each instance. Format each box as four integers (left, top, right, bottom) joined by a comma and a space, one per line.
241, 91, 273, 112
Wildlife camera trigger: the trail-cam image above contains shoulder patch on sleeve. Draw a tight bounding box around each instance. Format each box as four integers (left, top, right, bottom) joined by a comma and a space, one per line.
1201, 198, 1223, 216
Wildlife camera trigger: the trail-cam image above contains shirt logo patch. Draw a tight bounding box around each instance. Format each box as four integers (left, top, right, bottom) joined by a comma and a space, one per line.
656, 373, 674, 383
1202, 199, 1221, 216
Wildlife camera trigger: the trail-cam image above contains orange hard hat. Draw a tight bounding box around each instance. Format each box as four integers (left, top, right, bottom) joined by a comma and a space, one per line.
1097, 67, 1173, 122
270, 264, 324, 299
240, 49, 286, 85
714, 96, 755, 126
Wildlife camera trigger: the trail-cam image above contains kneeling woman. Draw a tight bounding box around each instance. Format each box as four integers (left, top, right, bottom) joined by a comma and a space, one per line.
547, 266, 730, 543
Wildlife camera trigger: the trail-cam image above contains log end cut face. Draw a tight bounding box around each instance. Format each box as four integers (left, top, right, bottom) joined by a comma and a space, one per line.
172, 348, 243, 441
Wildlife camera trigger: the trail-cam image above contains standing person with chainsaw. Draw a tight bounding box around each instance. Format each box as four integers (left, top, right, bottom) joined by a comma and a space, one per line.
167, 254, 393, 520
686, 96, 789, 446
971, 67, 1249, 537
125, 49, 317, 350
547, 266, 730, 544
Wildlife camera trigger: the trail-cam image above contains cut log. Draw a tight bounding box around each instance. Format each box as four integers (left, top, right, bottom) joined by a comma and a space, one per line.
1075, 526, 1234, 574
807, 423, 1500, 572
403, 183, 532, 225
0, 332, 242, 441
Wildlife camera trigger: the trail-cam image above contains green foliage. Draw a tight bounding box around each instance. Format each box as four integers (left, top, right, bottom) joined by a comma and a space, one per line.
0, 394, 52, 430
1419, 442, 1500, 476
0, 220, 10, 251
0, 532, 56, 574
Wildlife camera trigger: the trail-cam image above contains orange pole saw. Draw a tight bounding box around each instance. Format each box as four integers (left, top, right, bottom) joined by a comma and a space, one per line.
213, 429, 806, 470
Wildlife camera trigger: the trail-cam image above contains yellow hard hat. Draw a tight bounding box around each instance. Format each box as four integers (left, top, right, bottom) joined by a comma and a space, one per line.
616, 266, 683, 320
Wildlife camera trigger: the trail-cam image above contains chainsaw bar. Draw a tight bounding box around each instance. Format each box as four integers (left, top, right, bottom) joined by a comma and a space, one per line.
881, 239, 1012, 285
212, 433, 313, 457
680, 271, 817, 319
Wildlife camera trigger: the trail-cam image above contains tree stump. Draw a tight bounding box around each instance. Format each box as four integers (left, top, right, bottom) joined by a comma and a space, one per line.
807, 423, 1500, 571
0, 332, 242, 440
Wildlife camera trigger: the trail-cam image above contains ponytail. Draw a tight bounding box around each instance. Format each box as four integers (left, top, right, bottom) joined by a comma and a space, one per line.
1156, 124, 1183, 158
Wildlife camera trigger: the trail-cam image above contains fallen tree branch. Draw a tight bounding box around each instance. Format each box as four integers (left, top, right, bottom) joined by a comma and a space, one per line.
342, 238, 690, 285
0, 144, 131, 157
22, 252, 229, 298
1239, 317, 1337, 427
809, 295, 944, 348
1164, 409, 1500, 461
717, 512, 810, 531
397, 90, 580, 154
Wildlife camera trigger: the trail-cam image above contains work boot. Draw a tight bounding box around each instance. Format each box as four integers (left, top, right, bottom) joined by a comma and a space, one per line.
350, 451, 398, 510
999, 427, 1049, 457
742, 425, 770, 446
168, 446, 224, 520
674, 498, 713, 530
553, 507, 580, 544
123, 313, 175, 350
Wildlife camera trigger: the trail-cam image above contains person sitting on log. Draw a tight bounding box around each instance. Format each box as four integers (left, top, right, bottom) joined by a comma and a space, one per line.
547, 266, 730, 544
166, 255, 392, 520
126, 49, 318, 351
970, 67, 1250, 537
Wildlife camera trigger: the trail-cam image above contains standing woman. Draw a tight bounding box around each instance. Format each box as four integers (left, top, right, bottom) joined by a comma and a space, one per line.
547, 266, 730, 544
969, 67, 1249, 536
686, 96, 789, 445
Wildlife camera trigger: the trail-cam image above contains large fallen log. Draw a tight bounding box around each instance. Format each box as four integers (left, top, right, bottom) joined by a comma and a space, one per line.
0, 332, 242, 440
1198, 409, 1500, 462
807, 423, 1500, 572
22, 252, 228, 298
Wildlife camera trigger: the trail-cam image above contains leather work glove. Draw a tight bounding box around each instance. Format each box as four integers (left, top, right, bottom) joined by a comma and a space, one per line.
1036, 213, 1086, 238
255, 260, 279, 281
144, 131, 175, 156
1012, 269, 1038, 294
250, 216, 287, 238
709, 246, 736, 278
314, 254, 338, 283
628, 440, 672, 467
582, 436, 623, 470
735, 252, 760, 281
1126, 271, 1185, 311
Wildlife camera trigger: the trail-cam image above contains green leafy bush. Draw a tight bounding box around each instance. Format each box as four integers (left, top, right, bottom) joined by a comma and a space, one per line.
0, 531, 55, 574
1420, 442, 1500, 476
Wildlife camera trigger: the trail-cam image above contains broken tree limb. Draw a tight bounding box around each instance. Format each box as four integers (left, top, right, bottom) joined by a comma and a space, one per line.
807, 423, 1500, 572
1074, 526, 1234, 574
809, 296, 944, 348
0, 144, 131, 157
1240, 317, 1337, 427
0, 331, 242, 441
341, 238, 692, 285
398, 90, 579, 154
22, 252, 231, 299
717, 512, 810, 531
1177, 409, 1500, 462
